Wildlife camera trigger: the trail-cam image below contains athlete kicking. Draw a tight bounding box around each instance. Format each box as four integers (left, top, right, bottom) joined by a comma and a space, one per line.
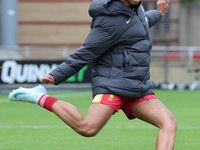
9, 0, 177, 149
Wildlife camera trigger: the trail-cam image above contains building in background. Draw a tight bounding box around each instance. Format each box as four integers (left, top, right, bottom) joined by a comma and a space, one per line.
0, 0, 200, 85
0, 0, 18, 46
17, 0, 182, 47
179, 3, 200, 46
18, 0, 92, 47
0, 0, 200, 47
143, 0, 180, 46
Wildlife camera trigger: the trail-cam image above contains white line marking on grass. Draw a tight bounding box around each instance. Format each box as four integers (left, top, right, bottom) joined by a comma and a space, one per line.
0, 125, 199, 130
50, 91, 92, 99
0, 125, 156, 129
0, 99, 10, 103
0, 126, 71, 129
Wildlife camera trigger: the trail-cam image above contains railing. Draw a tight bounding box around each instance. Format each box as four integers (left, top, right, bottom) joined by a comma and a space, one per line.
1, 46, 200, 60
151, 46, 200, 60
1, 46, 200, 90
0, 46, 78, 60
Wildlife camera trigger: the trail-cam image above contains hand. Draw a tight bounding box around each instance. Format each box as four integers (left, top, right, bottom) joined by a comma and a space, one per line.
42, 74, 55, 84
157, 0, 170, 16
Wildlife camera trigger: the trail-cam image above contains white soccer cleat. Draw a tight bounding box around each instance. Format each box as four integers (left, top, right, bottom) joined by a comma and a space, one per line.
8, 85, 47, 104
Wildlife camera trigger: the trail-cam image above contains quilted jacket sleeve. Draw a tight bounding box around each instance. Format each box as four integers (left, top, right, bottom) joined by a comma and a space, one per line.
145, 10, 162, 28
49, 27, 115, 85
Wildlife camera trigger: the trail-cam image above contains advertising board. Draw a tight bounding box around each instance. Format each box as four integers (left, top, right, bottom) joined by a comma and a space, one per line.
0, 60, 92, 84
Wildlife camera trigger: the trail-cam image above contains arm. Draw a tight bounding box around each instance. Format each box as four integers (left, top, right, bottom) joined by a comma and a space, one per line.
145, 0, 170, 28
157, 0, 170, 17
43, 27, 115, 85
145, 10, 162, 28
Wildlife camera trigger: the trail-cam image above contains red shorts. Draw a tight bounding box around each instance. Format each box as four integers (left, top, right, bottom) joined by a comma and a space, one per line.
92, 94, 157, 120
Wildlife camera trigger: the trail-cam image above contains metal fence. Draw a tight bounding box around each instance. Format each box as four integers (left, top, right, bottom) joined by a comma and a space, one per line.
1, 46, 200, 90
1, 46, 200, 60
151, 46, 200, 60
0, 46, 77, 60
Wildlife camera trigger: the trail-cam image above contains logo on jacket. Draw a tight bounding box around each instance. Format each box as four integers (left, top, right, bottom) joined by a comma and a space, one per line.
126, 17, 131, 24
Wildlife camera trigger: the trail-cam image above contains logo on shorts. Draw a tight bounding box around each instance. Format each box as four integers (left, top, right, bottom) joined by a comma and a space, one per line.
108, 95, 114, 101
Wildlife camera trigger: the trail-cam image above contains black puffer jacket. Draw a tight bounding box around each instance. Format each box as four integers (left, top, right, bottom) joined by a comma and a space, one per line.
50, 0, 162, 98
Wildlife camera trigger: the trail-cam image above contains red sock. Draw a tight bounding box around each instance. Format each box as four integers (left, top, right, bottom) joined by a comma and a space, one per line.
38, 95, 58, 111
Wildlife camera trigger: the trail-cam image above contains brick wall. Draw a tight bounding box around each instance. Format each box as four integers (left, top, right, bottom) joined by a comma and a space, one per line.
18, 0, 92, 46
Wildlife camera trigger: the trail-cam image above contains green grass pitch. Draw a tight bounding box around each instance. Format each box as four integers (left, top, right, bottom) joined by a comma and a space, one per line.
0, 89, 200, 150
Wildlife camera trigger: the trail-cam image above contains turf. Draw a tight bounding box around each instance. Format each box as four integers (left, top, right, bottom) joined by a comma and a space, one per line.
0, 89, 200, 150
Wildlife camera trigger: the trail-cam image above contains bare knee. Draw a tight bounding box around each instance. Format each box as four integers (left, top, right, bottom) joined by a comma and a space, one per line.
76, 128, 99, 137
74, 122, 100, 137
168, 116, 177, 133
160, 114, 177, 133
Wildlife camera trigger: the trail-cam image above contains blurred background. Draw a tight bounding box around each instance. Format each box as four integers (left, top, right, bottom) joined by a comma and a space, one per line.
0, 0, 200, 93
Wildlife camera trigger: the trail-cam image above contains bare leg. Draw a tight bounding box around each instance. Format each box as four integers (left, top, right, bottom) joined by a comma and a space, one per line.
51, 100, 115, 137
130, 98, 177, 150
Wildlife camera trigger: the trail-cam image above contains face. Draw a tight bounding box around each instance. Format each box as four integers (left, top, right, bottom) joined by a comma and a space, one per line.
127, 0, 140, 6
